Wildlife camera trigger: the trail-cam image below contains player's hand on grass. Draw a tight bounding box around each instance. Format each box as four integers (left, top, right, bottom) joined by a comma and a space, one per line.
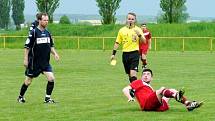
128, 98, 135, 102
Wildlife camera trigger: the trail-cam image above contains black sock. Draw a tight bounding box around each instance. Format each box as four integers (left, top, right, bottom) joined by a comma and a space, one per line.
142, 59, 147, 65
142, 59, 147, 68
20, 83, 28, 97
46, 81, 54, 95
129, 76, 137, 83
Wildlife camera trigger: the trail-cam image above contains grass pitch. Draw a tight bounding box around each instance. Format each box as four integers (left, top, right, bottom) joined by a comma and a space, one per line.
0, 49, 214, 121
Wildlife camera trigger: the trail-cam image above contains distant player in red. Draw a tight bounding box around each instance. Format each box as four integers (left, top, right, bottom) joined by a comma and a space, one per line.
139, 23, 151, 69
122, 69, 203, 111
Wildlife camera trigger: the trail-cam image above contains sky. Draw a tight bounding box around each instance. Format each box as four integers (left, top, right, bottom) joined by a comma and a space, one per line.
24, 0, 215, 18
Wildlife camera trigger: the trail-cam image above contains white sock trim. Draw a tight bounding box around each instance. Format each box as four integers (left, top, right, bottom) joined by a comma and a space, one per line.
46, 95, 51, 98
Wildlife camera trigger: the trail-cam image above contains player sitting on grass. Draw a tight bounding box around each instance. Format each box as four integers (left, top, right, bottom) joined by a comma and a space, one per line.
122, 69, 203, 111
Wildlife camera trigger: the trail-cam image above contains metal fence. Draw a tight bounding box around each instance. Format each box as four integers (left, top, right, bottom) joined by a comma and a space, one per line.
0, 35, 214, 51
153, 37, 214, 52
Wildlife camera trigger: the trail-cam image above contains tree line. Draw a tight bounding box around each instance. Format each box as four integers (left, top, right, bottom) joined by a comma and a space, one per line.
0, 0, 59, 30
96, 0, 189, 24
0, 0, 188, 30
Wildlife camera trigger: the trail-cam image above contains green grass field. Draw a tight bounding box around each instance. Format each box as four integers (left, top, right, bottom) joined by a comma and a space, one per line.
0, 49, 215, 121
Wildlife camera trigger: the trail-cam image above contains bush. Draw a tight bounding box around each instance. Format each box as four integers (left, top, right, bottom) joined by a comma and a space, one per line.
59, 15, 71, 24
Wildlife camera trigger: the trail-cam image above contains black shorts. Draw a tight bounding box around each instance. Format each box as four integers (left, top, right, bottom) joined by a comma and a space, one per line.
25, 64, 53, 78
122, 50, 139, 74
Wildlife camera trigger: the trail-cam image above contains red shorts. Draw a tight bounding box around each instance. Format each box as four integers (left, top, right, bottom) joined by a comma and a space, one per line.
139, 46, 149, 55
143, 92, 169, 111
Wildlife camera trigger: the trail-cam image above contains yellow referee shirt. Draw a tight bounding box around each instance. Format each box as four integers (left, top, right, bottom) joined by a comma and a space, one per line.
116, 26, 144, 52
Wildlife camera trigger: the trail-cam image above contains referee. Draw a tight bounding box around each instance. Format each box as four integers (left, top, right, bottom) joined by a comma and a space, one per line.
111, 12, 146, 83
17, 13, 60, 103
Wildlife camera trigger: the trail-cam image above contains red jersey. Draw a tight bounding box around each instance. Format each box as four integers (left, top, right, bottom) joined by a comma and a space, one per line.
139, 29, 151, 50
130, 80, 154, 110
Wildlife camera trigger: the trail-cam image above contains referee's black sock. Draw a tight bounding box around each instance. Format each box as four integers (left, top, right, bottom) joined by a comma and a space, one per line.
129, 76, 137, 98
46, 81, 54, 96
20, 83, 29, 97
129, 76, 137, 83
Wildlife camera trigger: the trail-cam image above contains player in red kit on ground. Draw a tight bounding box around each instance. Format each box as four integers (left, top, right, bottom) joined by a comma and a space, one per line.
122, 69, 203, 111
139, 23, 152, 69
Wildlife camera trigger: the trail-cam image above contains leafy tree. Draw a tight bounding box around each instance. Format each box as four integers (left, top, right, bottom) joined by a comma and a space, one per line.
158, 0, 189, 23
11, 0, 25, 30
96, 0, 121, 24
36, 0, 60, 23
59, 15, 71, 24
0, 0, 11, 29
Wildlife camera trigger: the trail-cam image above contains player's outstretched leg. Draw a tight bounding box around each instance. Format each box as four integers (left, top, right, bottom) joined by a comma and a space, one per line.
174, 88, 203, 111
175, 88, 185, 102
186, 101, 203, 111
159, 87, 203, 111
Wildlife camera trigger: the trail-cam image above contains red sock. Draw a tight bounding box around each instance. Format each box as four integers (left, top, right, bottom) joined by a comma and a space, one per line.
162, 89, 175, 98
181, 96, 188, 105
142, 59, 147, 65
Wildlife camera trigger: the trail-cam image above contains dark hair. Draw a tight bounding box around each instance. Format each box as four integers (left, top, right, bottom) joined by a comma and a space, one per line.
37, 13, 48, 20
141, 23, 146, 26
142, 68, 153, 77
36, 13, 40, 20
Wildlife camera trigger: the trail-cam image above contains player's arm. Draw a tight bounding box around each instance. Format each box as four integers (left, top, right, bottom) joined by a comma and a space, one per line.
51, 47, 60, 61
138, 34, 146, 44
122, 85, 135, 102
148, 32, 152, 49
49, 33, 60, 61
148, 38, 152, 50
134, 29, 146, 44
23, 48, 29, 68
24, 29, 35, 68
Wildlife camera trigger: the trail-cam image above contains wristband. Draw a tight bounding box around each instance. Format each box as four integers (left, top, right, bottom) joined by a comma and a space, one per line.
112, 50, 117, 55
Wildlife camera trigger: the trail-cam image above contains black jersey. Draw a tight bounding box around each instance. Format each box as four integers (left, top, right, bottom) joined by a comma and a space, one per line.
29, 20, 39, 32
24, 27, 54, 69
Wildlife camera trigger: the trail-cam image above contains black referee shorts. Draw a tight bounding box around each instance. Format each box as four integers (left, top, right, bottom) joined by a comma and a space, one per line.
122, 50, 139, 74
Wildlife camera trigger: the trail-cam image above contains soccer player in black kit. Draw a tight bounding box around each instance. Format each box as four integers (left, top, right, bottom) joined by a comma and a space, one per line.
29, 13, 39, 32
17, 13, 60, 103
